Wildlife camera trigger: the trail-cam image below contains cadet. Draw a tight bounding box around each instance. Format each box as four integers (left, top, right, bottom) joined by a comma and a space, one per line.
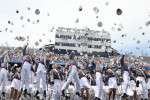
146, 69, 150, 98
50, 63, 63, 100
106, 65, 117, 100
34, 48, 50, 98
91, 58, 105, 100
61, 51, 80, 97
133, 64, 148, 100
10, 68, 21, 100
78, 62, 90, 100
20, 43, 32, 97
120, 54, 130, 99
129, 64, 137, 100
0, 50, 9, 98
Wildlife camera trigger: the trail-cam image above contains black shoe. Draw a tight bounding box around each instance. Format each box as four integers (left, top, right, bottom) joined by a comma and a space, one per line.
20, 88, 23, 93
36, 96, 40, 99
121, 93, 127, 99
95, 97, 100, 100
27, 92, 31, 97
62, 90, 65, 97
34, 91, 40, 97
76, 92, 80, 97
1, 92, 5, 97
23, 89, 27, 97
43, 90, 46, 98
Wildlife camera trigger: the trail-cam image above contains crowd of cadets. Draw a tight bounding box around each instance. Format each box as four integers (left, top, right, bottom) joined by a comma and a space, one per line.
0, 43, 150, 100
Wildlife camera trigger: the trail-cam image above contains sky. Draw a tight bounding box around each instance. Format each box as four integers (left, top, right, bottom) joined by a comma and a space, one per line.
0, 0, 150, 56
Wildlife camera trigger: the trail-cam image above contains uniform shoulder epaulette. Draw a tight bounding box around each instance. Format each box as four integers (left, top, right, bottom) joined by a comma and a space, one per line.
50, 71, 53, 74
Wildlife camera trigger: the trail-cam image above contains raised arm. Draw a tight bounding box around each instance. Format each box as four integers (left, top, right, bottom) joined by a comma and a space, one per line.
22, 44, 28, 56
40, 47, 45, 57
120, 55, 125, 66
91, 60, 96, 70
0, 50, 8, 63
0, 54, 5, 63
84, 62, 89, 71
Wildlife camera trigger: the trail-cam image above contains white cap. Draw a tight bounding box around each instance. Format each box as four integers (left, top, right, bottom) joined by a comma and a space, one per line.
35, 41, 39, 46
35, 9, 40, 15
97, 21, 103, 27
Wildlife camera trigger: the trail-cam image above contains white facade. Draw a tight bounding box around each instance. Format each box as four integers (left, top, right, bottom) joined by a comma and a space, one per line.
55, 27, 112, 54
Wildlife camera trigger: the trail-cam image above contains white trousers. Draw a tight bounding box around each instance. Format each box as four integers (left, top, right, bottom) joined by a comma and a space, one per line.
95, 72, 103, 99
36, 63, 46, 91
21, 62, 31, 90
136, 77, 148, 99
122, 71, 129, 93
147, 78, 150, 89
30, 71, 34, 84
0, 68, 7, 92
61, 65, 80, 92
51, 79, 62, 100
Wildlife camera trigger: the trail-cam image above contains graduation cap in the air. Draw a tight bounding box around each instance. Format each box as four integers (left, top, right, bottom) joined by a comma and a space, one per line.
35, 41, 39, 46
117, 28, 121, 31
79, 5, 83, 11
8, 21, 11, 24
27, 7, 30, 10
20, 37, 25, 41
20, 16, 23, 20
93, 7, 99, 14
106, 2, 109, 6
16, 10, 19, 14
133, 38, 136, 40
145, 21, 150, 27
39, 39, 42, 42
35, 9, 40, 15
97, 21, 103, 27
75, 18, 79, 23
27, 18, 30, 22
5, 28, 8, 32
137, 40, 140, 44
116, 8, 122, 15
113, 40, 116, 43
142, 32, 145, 35
37, 19, 39, 23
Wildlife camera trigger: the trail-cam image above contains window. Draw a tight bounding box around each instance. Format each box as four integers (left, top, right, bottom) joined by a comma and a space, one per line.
56, 34, 59, 38
55, 42, 60, 46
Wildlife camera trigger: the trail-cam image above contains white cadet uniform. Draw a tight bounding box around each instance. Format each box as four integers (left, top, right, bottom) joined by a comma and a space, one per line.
79, 70, 90, 89
61, 63, 80, 93
50, 68, 63, 100
129, 71, 136, 91
120, 55, 130, 94
21, 45, 32, 90
0, 64, 8, 92
147, 73, 150, 89
0, 54, 8, 93
106, 69, 117, 89
30, 65, 35, 84
36, 48, 48, 91
94, 64, 104, 99
136, 68, 148, 99
36, 63, 46, 91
